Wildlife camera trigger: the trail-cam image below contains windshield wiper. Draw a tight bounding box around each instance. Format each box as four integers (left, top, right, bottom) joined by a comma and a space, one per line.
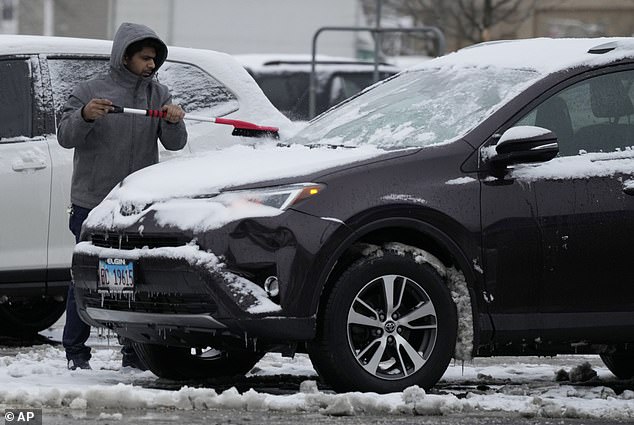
276, 142, 356, 149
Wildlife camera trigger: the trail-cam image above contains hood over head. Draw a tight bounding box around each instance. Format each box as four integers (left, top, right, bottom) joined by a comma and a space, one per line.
110, 22, 167, 76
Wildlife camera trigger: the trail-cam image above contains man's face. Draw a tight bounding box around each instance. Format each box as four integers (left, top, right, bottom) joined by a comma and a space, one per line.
124, 46, 157, 77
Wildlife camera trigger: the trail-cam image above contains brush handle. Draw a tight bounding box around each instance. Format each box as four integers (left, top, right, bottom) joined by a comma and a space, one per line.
111, 106, 168, 118
111, 106, 213, 122
109, 105, 279, 135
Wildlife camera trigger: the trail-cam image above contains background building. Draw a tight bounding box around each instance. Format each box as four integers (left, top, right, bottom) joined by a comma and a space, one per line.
10, 0, 364, 57
16, 0, 110, 37
525, 0, 634, 39
361, 0, 634, 54
4, 0, 634, 57
0, 0, 18, 34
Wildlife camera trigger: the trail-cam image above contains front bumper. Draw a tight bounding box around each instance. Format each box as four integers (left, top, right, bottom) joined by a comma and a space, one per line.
81, 306, 313, 347
72, 210, 342, 346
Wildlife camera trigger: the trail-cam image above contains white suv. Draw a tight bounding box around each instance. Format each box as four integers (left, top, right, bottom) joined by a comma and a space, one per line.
0, 35, 289, 335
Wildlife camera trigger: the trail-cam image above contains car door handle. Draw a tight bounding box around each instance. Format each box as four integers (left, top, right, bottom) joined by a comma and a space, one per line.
12, 161, 48, 171
624, 185, 634, 196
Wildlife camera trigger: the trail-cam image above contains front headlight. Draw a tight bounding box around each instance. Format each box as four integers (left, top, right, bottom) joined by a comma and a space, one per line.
214, 183, 325, 210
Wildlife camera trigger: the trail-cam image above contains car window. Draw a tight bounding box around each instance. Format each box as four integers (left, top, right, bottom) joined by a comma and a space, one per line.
48, 58, 109, 125
0, 59, 33, 140
156, 62, 239, 116
48, 59, 239, 123
515, 70, 634, 156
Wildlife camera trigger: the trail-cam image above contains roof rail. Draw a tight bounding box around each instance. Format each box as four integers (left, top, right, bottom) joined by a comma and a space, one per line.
262, 60, 396, 67
461, 40, 513, 50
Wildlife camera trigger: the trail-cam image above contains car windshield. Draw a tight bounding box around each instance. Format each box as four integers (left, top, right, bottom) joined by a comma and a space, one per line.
291, 66, 540, 150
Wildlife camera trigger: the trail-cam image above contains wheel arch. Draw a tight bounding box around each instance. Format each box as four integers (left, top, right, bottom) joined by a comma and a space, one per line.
309, 207, 482, 354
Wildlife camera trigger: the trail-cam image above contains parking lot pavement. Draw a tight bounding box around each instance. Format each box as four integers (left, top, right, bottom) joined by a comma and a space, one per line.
0, 315, 631, 423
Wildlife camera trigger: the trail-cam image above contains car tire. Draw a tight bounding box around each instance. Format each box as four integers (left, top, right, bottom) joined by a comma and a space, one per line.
0, 297, 66, 336
309, 249, 457, 393
600, 351, 634, 379
133, 343, 263, 380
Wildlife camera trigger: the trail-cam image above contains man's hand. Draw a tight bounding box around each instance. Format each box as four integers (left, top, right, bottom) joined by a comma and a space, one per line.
82, 99, 113, 121
161, 104, 185, 123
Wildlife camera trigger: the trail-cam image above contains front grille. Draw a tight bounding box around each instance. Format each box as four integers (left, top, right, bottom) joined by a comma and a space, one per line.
80, 290, 217, 315
90, 233, 189, 250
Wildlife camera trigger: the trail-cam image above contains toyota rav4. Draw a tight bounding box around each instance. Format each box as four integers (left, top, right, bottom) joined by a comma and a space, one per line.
72, 38, 634, 392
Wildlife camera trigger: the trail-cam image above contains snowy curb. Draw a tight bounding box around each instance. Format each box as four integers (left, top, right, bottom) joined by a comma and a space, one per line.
1, 379, 633, 419
1, 346, 633, 420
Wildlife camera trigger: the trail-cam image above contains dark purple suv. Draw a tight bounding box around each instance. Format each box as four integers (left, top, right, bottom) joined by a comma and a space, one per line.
72, 38, 634, 393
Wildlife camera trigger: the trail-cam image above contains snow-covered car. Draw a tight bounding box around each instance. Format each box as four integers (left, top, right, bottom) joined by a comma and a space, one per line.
72, 38, 634, 393
237, 54, 399, 120
0, 35, 290, 336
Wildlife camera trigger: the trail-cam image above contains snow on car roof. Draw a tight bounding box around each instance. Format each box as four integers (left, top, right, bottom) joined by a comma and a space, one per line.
0, 35, 290, 130
0, 35, 248, 87
0, 34, 112, 55
411, 37, 634, 75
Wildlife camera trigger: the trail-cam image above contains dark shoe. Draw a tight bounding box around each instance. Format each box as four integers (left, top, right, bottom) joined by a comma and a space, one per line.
68, 358, 91, 370
122, 353, 148, 371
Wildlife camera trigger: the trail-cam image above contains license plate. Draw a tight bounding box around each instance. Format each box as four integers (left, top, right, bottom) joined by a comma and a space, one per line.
98, 258, 134, 293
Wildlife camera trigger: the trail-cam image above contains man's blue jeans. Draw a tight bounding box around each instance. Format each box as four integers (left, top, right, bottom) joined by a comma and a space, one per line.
62, 204, 92, 362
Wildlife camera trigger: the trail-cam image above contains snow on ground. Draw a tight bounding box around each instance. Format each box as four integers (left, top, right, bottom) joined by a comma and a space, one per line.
1, 317, 632, 420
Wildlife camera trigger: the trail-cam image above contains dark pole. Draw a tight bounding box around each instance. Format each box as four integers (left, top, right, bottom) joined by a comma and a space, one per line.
373, 0, 382, 83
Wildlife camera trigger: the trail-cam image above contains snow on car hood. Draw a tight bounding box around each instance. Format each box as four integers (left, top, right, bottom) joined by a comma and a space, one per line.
85, 143, 387, 231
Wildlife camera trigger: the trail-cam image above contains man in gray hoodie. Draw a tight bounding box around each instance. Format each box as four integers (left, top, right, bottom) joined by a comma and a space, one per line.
57, 22, 187, 370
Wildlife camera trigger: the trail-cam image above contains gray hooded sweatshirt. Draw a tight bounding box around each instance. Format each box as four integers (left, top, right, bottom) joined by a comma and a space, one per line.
58, 22, 187, 209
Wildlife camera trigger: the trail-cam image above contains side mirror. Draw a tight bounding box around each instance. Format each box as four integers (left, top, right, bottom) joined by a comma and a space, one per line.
489, 126, 559, 168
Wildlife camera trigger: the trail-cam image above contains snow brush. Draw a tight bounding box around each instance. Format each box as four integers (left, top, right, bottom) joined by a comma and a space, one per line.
109, 105, 279, 139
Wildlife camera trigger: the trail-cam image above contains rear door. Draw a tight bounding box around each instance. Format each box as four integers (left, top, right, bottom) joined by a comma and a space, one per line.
0, 57, 51, 285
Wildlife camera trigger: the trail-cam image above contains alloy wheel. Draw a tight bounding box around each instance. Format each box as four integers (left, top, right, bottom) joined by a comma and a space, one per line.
347, 274, 438, 380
